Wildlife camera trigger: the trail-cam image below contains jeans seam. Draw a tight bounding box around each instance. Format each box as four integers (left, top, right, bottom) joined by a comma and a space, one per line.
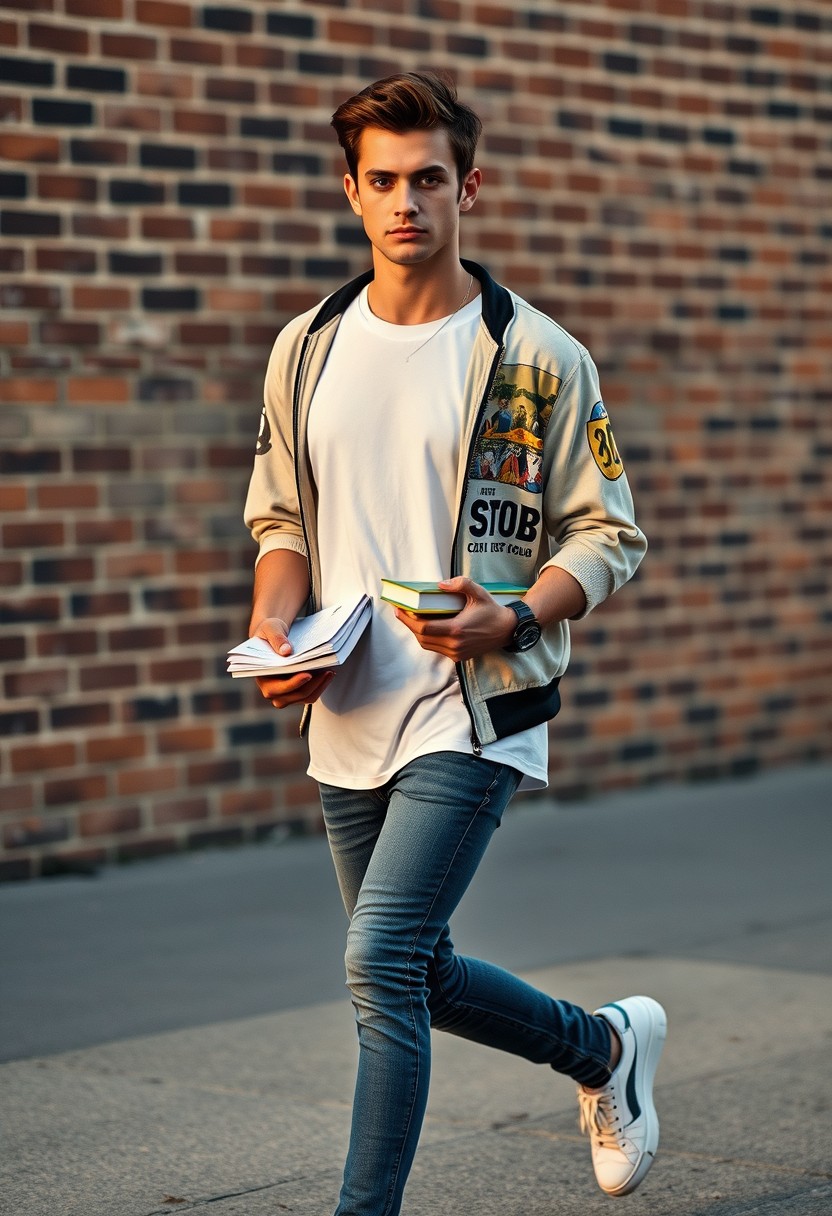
379, 764, 505, 1216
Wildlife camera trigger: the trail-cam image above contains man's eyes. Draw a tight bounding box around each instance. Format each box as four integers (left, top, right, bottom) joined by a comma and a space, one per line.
369, 175, 445, 189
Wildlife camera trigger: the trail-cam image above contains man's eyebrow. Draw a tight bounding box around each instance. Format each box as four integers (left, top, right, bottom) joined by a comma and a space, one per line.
363, 164, 450, 178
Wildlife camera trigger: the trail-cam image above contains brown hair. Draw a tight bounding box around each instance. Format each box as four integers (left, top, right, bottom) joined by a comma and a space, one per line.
330, 72, 482, 187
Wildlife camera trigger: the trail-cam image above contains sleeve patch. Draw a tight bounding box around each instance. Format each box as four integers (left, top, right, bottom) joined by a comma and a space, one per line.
586, 401, 623, 481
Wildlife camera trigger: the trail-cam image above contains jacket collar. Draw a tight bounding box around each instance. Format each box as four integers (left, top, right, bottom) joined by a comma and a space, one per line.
305, 259, 514, 346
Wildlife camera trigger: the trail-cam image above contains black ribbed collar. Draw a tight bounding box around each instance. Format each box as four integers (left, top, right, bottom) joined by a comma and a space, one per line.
306, 259, 514, 346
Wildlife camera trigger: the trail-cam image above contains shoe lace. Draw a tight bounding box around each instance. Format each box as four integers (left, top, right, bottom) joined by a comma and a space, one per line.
577, 1087, 623, 1149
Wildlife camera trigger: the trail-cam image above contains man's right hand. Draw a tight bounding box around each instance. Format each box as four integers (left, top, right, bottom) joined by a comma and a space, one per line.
251, 616, 335, 709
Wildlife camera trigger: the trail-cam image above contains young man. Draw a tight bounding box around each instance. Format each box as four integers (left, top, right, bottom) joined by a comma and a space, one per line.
244, 73, 665, 1216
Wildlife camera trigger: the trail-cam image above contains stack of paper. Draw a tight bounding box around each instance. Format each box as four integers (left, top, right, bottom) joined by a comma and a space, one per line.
227, 595, 372, 678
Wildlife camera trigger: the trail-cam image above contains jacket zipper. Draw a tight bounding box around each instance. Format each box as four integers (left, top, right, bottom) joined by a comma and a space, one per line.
451, 341, 506, 757
292, 334, 315, 740
291, 333, 316, 607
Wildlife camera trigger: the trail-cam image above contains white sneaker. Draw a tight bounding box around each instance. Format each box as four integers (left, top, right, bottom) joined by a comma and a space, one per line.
577, 995, 667, 1196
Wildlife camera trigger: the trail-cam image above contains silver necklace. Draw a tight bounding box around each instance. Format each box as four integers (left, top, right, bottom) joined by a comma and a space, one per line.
404, 274, 474, 363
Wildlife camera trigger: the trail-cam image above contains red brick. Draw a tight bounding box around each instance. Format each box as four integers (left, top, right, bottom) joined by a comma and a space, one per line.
105, 552, 166, 579
86, 733, 146, 763
135, 0, 191, 27
0, 558, 23, 585
148, 657, 204, 683
0, 379, 59, 405
5, 668, 69, 698
0, 784, 35, 814
80, 663, 139, 692
67, 377, 130, 405
0, 485, 27, 510
116, 765, 178, 796
100, 31, 158, 58
140, 214, 193, 240
75, 519, 133, 545
79, 806, 141, 838
221, 788, 275, 817
3, 521, 63, 549
152, 795, 209, 826
0, 133, 60, 162
157, 725, 215, 754
11, 741, 77, 774
73, 284, 132, 310
45, 775, 109, 806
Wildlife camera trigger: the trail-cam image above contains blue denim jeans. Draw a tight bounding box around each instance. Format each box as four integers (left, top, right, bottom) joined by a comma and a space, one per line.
319, 751, 612, 1216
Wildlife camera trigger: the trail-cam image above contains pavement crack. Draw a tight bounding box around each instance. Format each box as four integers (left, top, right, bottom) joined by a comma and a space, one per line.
142, 1173, 319, 1215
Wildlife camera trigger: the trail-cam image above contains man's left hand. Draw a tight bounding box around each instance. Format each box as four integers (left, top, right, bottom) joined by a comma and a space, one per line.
394, 577, 516, 662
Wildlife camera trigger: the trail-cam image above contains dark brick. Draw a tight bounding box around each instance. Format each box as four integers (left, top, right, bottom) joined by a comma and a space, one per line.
228, 720, 276, 746
69, 138, 127, 165
447, 33, 488, 56
51, 702, 110, 730
33, 97, 93, 125
609, 118, 644, 138
72, 448, 131, 472
298, 51, 343, 75
33, 556, 95, 583
66, 64, 126, 92
130, 695, 180, 721
304, 256, 351, 279
0, 596, 61, 624
0, 209, 60, 236
239, 116, 289, 140
620, 741, 658, 761
272, 151, 321, 174
177, 181, 231, 206
109, 179, 165, 204
70, 591, 131, 617
0, 172, 27, 198
142, 286, 199, 311
266, 12, 315, 37
192, 689, 242, 714
0, 55, 54, 86
604, 53, 641, 74
749, 5, 782, 23
109, 250, 163, 275
0, 447, 59, 474
239, 253, 291, 276
140, 142, 197, 169
202, 5, 253, 31
0, 710, 39, 737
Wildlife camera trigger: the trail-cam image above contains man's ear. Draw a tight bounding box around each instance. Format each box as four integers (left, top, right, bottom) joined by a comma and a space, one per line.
344, 173, 362, 216
459, 167, 482, 213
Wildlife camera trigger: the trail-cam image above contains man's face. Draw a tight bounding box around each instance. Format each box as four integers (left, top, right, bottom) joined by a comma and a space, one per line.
343, 126, 480, 268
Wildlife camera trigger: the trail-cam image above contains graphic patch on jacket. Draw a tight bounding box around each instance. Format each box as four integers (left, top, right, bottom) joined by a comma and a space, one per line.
255, 406, 272, 456
586, 401, 623, 481
470, 363, 561, 493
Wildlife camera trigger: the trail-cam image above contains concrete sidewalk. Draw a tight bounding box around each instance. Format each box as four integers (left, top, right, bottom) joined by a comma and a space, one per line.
2, 767, 831, 1215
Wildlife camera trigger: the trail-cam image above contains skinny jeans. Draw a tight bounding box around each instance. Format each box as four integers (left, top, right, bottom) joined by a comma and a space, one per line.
319, 751, 612, 1216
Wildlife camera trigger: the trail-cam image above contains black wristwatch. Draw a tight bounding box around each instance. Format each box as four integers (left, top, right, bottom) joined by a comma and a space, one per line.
503, 600, 542, 653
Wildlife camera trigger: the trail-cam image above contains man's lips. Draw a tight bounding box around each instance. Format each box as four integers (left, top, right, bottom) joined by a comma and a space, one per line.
388, 227, 427, 236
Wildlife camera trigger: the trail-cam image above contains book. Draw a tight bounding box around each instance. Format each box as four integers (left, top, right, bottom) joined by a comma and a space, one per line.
226, 595, 372, 678
380, 579, 527, 616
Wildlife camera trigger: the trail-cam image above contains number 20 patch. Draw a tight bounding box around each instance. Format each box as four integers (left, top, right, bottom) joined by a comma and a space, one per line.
586, 401, 623, 481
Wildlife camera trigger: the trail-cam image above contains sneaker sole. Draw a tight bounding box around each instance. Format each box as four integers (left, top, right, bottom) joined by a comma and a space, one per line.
605, 994, 667, 1196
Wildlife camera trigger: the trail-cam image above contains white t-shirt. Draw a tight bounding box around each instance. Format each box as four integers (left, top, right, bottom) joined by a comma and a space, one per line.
305, 286, 548, 792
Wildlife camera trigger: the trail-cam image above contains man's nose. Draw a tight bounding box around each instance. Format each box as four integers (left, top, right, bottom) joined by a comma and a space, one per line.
394, 183, 418, 216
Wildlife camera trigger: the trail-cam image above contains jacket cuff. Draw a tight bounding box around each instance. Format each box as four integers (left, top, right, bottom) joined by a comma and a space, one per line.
540, 544, 614, 618
254, 533, 308, 568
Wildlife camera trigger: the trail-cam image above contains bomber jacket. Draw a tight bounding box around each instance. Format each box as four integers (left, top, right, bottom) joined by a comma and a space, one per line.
244, 259, 647, 750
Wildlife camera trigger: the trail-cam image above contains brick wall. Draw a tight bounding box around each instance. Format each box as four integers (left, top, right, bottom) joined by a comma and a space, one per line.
1, 0, 831, 880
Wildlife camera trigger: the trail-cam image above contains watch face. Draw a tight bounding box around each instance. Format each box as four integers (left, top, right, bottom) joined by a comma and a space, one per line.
514, 622, 542, 651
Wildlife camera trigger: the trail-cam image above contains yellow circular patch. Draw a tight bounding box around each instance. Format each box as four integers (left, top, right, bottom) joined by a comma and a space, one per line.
586, 401, 624, 480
